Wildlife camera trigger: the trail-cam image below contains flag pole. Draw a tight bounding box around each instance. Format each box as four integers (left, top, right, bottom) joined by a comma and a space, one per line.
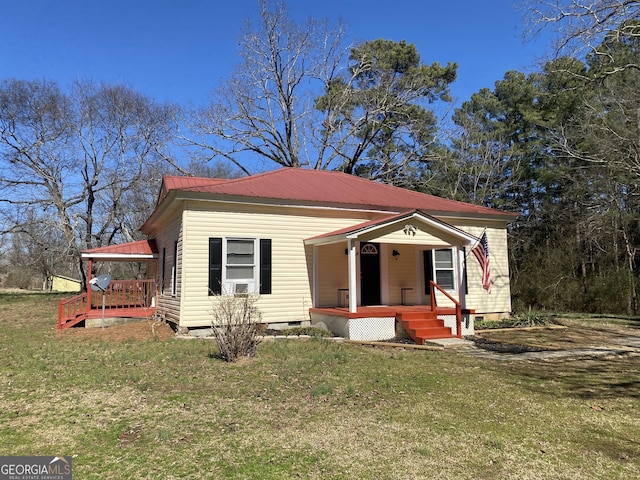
467, 227, 487, 258
471, 227, 491, 294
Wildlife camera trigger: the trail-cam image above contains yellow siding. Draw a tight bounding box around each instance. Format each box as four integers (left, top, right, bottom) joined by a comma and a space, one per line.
386, 245, 420, 305
316, 243, 349, 307
372, 228, 453, 246
451, 221, 512, 317
178, 202, 376, 327
153, 213, 183, 324
49, 276, 81, 292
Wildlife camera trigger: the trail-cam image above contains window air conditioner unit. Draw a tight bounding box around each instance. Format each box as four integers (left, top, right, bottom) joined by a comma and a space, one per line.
233, 283, 249, 294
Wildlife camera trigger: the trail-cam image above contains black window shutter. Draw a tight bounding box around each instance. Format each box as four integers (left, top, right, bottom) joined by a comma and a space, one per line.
208, 238, 222, 295
259, 239, 272, 294
423, 250, 434, 295
161, 247, 166, 294
462, 247, 468, 293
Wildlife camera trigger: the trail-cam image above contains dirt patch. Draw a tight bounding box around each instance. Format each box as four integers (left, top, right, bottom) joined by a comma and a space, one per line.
473, 319, 640, 353
469, 336, 550, 354
55, 320, 175, 342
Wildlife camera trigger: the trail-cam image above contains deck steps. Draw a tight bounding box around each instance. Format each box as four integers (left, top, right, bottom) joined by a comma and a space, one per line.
397, 311, 454, 345
58, 313, 87, 329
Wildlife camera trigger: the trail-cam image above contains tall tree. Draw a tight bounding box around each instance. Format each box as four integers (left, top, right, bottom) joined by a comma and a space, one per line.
557, 22, 640, 312
525, 0, 640, 76
452, 33, 640, 314
0, 79, 176, 287
187, 1, 456, 181
445, 69, 546, 212
314, 39, 457, 184
185, 0, 346, 173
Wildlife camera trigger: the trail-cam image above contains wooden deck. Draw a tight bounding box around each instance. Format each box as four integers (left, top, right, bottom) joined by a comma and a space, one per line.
57, 279, 156, 329
86, 305, 156, 319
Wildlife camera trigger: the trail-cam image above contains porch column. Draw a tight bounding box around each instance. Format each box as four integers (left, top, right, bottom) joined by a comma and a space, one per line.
458, 247, 466, 310
87, 258, 93, 316
348, 239, 357, 313
312, 245, 319, 308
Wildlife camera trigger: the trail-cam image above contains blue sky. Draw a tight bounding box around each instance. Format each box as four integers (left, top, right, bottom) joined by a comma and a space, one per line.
1, 0, 553, 109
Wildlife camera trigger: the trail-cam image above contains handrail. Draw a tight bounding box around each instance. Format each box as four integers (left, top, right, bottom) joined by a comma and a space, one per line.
57, 279, 156, 329
57, 292, 88, 329
429, 281, 462, 338
90, 279, 156, 309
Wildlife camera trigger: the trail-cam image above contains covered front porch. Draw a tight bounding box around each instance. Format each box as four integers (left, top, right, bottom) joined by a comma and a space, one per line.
310, 284, 474, 344
305, 210, 479, 342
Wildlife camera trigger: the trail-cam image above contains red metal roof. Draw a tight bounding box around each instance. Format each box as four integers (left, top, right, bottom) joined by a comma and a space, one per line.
82, 239, 158, 257
160, 168, 514, 219
163, 176, 227, 190
158, 176, 227, 203
306, 210, 418, 241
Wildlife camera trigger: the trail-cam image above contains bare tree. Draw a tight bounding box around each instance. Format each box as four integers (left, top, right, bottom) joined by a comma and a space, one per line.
186, 1, 457, 183
525, 0, 640, 73
185, 0, 347, 173
0, 79, 177, 288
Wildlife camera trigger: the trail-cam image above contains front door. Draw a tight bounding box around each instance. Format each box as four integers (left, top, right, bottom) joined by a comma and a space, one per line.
360, 242, 381, 305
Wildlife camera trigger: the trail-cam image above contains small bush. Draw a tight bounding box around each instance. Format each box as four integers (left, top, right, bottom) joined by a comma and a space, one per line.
211, 293, 262, 362
512, 306, 549, 328
475, 307, 552, 330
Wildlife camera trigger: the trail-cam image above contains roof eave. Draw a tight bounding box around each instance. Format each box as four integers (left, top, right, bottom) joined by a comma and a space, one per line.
81, 253, 157, 260
153, 189, 518, 221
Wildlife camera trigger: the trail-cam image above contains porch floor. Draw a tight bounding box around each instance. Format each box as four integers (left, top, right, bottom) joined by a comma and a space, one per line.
86, 306, 156, 319
309, 305, 460, 319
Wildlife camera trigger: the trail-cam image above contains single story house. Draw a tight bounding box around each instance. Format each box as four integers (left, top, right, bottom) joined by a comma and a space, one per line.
58, 168, 516, 343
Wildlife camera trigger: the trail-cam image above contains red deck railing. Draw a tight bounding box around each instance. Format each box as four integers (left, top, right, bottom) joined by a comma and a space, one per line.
57, 279, 156, 329
429, 280, 462, 338
57, 292, 89, 328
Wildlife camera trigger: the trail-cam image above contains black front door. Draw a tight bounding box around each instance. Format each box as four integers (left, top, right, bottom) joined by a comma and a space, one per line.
360, 242, 381, 305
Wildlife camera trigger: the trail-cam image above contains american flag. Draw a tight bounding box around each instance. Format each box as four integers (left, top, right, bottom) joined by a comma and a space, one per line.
472, 232, 491, 293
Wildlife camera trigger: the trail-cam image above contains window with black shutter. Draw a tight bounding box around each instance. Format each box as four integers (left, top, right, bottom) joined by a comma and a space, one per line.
209, 237, 272, 295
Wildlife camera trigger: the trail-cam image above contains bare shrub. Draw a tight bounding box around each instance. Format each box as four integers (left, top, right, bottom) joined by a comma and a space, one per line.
210, 292, 262, 362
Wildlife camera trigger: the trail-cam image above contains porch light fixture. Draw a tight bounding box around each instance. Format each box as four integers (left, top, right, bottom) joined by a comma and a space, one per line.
392, 249, 400, 257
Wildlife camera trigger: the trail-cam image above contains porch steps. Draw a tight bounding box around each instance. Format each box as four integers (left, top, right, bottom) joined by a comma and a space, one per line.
397, 311, 454, 345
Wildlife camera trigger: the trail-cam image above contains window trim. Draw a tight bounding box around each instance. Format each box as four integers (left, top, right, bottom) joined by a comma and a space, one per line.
161, 247, 166, 295
171, 240, 178, 296
433, 248, 456, 292
223, 237, 258, 294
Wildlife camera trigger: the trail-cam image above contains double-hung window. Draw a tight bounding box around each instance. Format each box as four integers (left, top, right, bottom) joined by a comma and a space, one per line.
209, 237, 272, 295
434, 249, 455, 290
424, 248, 457, 294
225, 238, 256, 294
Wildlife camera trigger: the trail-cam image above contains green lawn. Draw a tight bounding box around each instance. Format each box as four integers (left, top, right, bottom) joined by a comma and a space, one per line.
1, 292, 639, 479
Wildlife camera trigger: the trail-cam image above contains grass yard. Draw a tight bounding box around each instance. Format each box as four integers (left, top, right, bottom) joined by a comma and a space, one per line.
1, 292, 639, 479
